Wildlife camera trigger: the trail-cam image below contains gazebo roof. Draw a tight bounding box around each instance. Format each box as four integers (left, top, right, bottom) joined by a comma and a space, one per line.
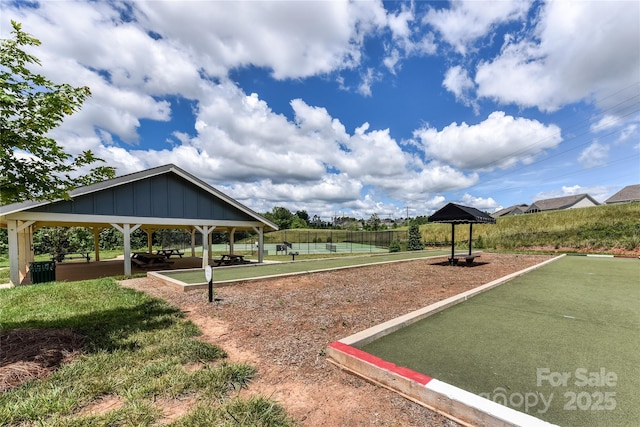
428, 203, 496, 224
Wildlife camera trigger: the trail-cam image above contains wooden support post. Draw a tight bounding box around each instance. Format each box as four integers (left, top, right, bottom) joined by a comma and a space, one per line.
194, 225, 216, 269
229, 227, 236, 254
93, 227, 102, 261
111, 223, 141, 276
190, 228, 196, 257
253, 226, 264, 263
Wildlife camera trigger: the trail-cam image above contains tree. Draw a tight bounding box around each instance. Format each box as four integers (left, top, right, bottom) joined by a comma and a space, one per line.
263, 206, 294, 229
295, 210, 309, 223
410, 215, 429, 226
407, 224, 424, 251
1, 21, 114, 205
290, 215, 308, 229
365, 213, 381, 231
33, 226, 92, 257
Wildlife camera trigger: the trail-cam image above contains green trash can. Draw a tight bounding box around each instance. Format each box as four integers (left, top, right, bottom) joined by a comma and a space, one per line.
30, 261, 56, 284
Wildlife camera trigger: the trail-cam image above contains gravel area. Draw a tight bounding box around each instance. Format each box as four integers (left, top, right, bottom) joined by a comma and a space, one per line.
121, 252, 553, 426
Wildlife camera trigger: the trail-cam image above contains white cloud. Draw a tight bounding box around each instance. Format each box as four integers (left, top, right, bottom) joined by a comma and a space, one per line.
618, 124, 638, 144
383, 48, 402, 74
357, 68, 382, 97
424, 0, 532, 55
91, 80, 474, 212
457, 193, 500, 211
364, 162, 479, 202
578, 142, 609, 169
443, 66, 473, 98
132, 0, 388, 80
534, 185, 610, 203
475, 1, 640, 112
387, 4, 414, 40
590, 115, 623, 133
414, 111, 562, 171
382, 3, 436, 74
443, 65, 477, 110
228, 174, 363, 205
9, 0, 626, 218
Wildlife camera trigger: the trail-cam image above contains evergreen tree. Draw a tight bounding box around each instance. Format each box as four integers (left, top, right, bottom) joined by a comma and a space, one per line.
407, 224, 424, 251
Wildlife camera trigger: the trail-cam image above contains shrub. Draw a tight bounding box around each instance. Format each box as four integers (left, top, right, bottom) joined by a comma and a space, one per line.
389, 240, 401, 253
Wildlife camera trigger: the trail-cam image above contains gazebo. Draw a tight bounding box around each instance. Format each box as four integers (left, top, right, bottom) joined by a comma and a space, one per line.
428, 203, 496, 265
0, 164, 278, 286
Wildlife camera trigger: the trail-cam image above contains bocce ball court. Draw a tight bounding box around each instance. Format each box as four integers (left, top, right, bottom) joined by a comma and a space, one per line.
328, 255, 639, 427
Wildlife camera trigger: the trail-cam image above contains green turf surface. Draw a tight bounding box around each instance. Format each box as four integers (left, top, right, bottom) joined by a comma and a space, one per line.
361, 256, 640, 427
159, 250, 449, 284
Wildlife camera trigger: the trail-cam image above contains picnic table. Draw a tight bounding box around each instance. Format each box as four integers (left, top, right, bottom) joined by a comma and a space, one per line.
52, 252, 91, 263
131, 252, 174, 269
155, 248, 184, 258
212, 254, 249, 266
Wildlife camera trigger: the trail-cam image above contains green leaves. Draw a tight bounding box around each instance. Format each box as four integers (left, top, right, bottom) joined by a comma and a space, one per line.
1, 21, 114, 205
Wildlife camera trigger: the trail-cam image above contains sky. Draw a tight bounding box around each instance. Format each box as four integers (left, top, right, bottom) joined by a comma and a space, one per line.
2, 0, 639, 221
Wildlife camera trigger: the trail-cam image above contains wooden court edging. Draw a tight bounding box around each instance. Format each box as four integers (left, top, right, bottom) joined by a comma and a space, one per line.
327, 255, 565, 426
327, 341, 557, 427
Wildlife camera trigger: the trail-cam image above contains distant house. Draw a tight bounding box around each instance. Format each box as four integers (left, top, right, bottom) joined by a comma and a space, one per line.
604, 184, 640, 204
525, 194, 599, 214
491, 204, 529, 218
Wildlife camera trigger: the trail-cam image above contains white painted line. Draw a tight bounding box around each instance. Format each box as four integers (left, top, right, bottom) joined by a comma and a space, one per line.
426, 379, 558, 427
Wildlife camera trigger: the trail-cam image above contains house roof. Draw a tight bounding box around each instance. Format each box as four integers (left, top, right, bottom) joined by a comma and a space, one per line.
0, 164, 278, 231
428, 203, 496, 224
525, 193, 599, 213
604, 184, 640, 204
491, 204, 528, 218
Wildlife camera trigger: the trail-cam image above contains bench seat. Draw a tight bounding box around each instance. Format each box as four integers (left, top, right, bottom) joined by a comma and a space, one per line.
449, 253, 481, 265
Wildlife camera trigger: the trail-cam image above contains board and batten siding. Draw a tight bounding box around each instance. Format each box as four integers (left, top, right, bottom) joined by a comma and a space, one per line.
29, 174, 249, 221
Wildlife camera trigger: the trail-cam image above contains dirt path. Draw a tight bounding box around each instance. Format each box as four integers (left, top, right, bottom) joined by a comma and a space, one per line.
121, 253, 553, 426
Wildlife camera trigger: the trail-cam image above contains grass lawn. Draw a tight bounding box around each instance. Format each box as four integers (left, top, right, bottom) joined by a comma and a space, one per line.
362, 256, 640, 427
0, 278, 293, 426
160, 250, 450, 284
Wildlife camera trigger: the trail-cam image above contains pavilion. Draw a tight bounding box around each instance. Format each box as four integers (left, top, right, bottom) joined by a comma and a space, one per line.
0, 164, 278, 286
428, 203, 496, 264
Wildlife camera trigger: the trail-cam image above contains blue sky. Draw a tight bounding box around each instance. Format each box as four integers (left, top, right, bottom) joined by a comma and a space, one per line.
3, 0, 639, 221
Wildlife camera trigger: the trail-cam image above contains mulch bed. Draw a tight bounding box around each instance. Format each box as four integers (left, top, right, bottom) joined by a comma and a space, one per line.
0, 328, 84, 392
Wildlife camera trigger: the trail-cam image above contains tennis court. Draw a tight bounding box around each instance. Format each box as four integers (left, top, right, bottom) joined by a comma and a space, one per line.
208, 242, 389, 255
332, 256, 639, 426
